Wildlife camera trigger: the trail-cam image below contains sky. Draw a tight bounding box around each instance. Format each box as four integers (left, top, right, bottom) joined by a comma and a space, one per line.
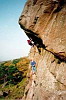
0, 0, 31, 61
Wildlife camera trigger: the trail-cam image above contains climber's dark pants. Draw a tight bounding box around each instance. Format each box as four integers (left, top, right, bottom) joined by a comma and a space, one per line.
29, 43, 34, 46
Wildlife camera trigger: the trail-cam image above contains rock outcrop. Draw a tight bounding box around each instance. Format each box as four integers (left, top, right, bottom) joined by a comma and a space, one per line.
19, 0, 66, 100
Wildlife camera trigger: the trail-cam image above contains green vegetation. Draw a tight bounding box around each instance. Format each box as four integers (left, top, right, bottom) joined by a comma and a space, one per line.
0, 64, 22, 85
0, 57, 29, 100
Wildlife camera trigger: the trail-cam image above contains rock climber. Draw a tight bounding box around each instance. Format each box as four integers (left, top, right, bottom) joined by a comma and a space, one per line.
27, 38, 34, 47
30, 59, 36, 75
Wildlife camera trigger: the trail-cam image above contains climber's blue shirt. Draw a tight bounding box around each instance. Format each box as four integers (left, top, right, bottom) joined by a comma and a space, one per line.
30, 61, 36, 72
30, 61, 36, 67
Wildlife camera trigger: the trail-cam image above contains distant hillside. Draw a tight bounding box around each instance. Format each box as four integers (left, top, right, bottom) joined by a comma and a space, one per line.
0, 57, 29, 100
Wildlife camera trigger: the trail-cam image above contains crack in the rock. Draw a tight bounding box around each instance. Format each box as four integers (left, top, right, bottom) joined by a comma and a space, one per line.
45, 49, 66, 63
50, 72, 66, 87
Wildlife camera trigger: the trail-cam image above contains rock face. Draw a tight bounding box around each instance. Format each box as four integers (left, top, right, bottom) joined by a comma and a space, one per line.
19, 0, 66, 100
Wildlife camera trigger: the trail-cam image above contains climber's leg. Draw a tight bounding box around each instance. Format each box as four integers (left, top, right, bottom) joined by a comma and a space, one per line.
41, 48, 42, 55
32, 66, 36, 75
